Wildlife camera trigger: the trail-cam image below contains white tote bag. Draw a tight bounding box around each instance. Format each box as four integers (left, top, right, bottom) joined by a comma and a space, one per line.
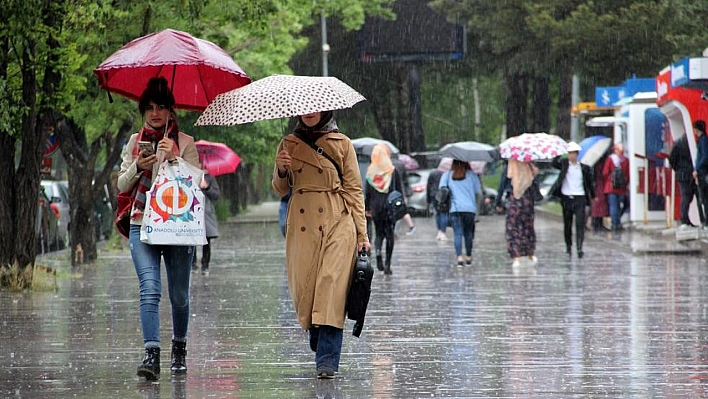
140, 158, 207, 246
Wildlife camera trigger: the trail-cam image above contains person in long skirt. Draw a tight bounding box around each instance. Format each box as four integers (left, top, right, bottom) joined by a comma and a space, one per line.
505, 159, 539, 267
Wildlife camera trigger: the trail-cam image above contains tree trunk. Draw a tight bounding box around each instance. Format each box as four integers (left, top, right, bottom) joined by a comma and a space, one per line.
504, 71, 528, 137
531, 73, 551, 133
54, 116, 132, 265
406, 63, 425, 153
557, 70, 573, 140
0, 33, 17, 268
15, 40, 41, 273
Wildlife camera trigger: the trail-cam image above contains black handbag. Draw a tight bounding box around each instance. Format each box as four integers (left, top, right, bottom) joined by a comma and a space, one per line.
346, 249, 374, 337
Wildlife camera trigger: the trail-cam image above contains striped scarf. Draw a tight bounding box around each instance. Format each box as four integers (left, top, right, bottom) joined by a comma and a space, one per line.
131, 121, 179, 219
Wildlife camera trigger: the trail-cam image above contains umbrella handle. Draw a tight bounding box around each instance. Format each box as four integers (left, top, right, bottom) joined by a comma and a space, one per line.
103, 73, 114, 104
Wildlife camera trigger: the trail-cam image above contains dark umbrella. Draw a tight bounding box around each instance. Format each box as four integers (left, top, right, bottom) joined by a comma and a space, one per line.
94, 29, 250, 111
439, 141, 498, 162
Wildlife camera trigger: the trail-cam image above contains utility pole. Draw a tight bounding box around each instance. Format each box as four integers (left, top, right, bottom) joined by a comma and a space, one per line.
321, 10, 329, 77
570, 74, 580, 142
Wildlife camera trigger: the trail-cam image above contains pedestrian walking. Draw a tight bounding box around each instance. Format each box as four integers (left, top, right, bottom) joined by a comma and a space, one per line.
390, 150, 416, 235
427, 168, 449, 240
116, 77, 200, 380
590, 152, 611, 232
272, 111, 370, 379
439, 159, 483, 266
602, 143, 630, 231
365, 143, 403, 275
505, 159, 539, 267
495, 161, 511, 213
668, 133, 699, 227
692, 120, 708, 227
192, 164, 220, 275
550, 142, 594, 259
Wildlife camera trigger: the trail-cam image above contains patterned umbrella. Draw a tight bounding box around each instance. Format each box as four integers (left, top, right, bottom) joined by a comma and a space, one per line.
499, 133, 568, 161
195, 74, 366, 125
195, 140, 241, 176
94, 29, 250, 111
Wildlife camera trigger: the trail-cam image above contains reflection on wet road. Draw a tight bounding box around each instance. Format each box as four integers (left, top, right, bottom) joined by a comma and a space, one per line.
2, 213, 708, 398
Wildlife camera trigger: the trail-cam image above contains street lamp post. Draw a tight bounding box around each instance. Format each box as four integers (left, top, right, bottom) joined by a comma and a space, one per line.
321, 10, 329, 77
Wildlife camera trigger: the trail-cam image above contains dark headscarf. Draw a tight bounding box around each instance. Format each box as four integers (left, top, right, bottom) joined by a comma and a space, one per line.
293, 111, 339, 141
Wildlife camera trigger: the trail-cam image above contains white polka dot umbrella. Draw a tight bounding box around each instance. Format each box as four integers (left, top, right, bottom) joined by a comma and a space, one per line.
195, 74, 366, 126
499, 133, 568, 162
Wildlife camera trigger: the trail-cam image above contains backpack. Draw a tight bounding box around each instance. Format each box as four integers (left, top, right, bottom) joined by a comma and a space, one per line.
387, 189, 407, 221
610, 165, 627, 189
434, 186, 451, 213
434, 171, 452, 213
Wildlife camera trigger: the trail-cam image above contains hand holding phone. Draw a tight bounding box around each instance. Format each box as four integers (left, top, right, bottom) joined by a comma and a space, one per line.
138, 141, 155, 158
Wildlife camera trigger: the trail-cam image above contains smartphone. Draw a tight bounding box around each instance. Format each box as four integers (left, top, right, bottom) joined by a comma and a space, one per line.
138, 141, 155, 157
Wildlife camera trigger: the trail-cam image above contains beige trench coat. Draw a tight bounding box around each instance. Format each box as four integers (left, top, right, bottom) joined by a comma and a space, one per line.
272, 132, 368, 330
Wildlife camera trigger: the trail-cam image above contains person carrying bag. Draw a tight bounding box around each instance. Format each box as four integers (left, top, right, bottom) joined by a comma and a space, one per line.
365, 144, 403, 275
116, 77, 201, 381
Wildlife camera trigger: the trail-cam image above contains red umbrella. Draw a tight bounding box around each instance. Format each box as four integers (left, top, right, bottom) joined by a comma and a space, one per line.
94, 29, 250, 111
195, 140, 241, 176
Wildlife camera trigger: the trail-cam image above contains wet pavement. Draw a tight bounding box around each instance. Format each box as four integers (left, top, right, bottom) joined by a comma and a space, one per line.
3, 204, 708, 398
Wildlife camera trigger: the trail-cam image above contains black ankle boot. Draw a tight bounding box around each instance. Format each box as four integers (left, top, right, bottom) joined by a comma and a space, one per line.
137, 347, 160, 380
170, 340, 187, 374
376, 255, 384, 271
384, 260, 392, 275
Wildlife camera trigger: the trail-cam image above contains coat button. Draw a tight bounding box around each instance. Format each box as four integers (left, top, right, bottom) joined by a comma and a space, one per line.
301, 226, 306, 232
298, 189, 303, 194
319, 226, 323, 231
300, 208, 305, 213
298, 168, 303, 173
318, 168, 323, 173
318, 207, 324, 213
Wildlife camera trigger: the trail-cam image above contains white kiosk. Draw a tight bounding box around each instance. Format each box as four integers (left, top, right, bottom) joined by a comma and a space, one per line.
613, 92, 668, 226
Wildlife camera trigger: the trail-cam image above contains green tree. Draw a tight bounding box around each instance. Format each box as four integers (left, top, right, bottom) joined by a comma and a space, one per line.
1, 0, 393, 288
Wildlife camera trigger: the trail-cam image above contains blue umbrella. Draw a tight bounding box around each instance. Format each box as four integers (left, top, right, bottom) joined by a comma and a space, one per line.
579, 136, 612, 166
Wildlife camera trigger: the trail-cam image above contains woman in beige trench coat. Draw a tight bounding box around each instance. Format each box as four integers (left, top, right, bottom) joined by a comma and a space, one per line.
272, 111, 370, 379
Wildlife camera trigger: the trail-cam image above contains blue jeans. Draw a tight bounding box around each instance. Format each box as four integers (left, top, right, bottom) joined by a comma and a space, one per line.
279, 200, 289, 237
450, 212, 475, 257
607, 193, 622, 228
435, 210, 449, 232
310, 325, 343, 371
129, 224, 194, 347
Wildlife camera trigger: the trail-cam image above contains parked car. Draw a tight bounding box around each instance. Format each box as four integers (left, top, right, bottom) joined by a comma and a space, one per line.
406, 168, 433, 216
36, 186, 61, 253
41, 179, 70, 247
55, 180, 114, 242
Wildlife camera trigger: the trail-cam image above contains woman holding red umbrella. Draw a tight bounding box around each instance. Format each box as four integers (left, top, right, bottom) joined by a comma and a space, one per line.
117, 77, 199, 381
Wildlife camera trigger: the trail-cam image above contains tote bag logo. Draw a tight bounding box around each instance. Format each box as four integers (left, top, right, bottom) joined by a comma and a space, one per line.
149, 176, 200, 223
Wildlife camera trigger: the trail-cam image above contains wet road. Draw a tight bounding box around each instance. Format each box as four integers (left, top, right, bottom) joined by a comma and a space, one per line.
3, 211, 708, 398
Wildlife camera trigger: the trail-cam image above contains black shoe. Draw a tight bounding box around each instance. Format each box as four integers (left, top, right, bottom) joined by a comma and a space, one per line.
201, 265, 209, 276
170, 340, 187, 374
578, 250, 584, 259
137, 347, 160, 381
376, 255, 384, 271
316, 365, 335, 379
384, 261, 392, 275
566, 246, 571, 256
